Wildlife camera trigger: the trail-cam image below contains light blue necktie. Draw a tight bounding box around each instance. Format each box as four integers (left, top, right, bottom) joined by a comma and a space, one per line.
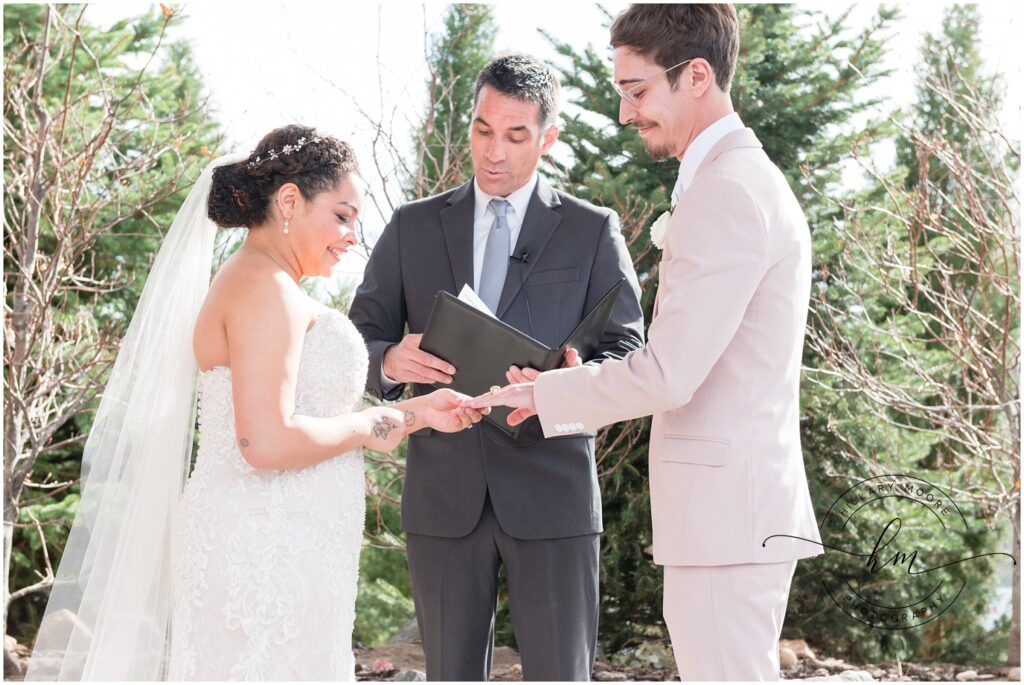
478, 199, 510, 313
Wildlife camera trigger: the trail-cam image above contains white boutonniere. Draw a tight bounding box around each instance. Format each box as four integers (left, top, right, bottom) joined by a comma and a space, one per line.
650, 210, 672, 250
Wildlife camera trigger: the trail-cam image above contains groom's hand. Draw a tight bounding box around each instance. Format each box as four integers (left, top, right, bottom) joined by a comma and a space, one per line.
500, 349, 579, 425
383, 334, 456, 385
462, 381, 538, 427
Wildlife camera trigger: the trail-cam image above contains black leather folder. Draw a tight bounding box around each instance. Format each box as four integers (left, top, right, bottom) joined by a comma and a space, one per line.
420, 279, 627, 438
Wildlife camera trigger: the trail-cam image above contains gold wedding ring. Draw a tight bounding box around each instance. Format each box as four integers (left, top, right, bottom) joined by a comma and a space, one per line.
489, 385, 501, 395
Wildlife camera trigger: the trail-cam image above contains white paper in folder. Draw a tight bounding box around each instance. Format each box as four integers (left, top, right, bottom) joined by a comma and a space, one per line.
457, 284, 497, 318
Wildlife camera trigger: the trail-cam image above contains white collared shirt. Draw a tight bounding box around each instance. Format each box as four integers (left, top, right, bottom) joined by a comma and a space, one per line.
671, 112, 744, 206
472, 173, 538, 291
380, 173, 539, 390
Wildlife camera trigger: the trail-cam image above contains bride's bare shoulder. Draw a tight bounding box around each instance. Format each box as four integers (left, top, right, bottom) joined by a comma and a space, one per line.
193, 251, 308, 368
209, 251, 303, 309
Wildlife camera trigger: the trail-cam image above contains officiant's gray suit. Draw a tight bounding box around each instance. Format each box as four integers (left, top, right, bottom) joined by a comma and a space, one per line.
350, 176, 643, 681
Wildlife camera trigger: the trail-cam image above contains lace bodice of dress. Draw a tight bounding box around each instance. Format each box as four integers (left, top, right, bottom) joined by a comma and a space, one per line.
194, 308, 369, 475
169, 309, 369, 681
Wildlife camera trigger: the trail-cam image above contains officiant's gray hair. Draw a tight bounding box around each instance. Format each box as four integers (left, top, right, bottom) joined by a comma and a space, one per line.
473, 54, 561, 130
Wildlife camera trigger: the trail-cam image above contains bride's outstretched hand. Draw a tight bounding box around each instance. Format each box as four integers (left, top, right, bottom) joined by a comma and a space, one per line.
461, 378, 538, 427
422, 388, 489, 433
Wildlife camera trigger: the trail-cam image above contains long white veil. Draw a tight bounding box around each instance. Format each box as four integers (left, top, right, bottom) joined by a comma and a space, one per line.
25, 153, 246, 680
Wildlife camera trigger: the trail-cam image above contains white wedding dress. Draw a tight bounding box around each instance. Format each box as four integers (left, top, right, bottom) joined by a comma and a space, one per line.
167, 309, 369, 680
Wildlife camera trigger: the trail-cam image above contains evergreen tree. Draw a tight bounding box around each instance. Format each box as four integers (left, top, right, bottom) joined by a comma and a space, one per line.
902, 6, 1017, 665
897, 5, 1001, 196
410, 4, 496, 198
806, 4, 1018, 665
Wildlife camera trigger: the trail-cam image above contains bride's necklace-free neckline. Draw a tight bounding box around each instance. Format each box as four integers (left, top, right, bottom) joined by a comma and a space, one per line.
241, 241, 302, 284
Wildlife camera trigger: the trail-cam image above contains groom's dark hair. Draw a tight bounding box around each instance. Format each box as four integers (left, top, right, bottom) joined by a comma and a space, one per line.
473, 54, 561, 130
611, 4, 739, 93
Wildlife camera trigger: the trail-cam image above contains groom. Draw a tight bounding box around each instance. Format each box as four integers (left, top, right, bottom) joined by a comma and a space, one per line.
350, 54, 644, 681
466, 5, 823, 681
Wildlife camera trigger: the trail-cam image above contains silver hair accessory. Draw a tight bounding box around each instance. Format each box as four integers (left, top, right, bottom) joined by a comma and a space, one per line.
247, 136, 323, 169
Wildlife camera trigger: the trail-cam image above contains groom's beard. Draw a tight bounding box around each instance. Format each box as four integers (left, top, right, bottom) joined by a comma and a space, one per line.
634, 122, 675, 161
644, 140, 675, 162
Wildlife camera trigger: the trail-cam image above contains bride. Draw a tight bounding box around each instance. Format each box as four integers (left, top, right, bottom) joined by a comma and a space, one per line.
25, 125, 484, 680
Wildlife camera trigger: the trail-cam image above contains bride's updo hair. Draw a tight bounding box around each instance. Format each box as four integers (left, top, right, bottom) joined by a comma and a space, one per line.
208, 125, 360, 228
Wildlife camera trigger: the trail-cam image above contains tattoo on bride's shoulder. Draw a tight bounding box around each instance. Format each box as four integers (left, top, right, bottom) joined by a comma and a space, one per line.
240, 438, 250, 448
372, 416, 396, 440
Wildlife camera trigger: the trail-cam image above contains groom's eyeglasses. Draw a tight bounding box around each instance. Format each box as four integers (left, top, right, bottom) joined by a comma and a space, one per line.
613, 59, 694, 107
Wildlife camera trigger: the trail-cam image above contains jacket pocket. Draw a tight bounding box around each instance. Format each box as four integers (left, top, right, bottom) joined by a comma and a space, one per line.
527, 267, 580, 286
659, 434, 730, 466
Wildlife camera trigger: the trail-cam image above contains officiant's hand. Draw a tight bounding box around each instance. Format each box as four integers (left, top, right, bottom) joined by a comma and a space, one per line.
505, 347, 581, 386
383, 334, 456, 385
561, 347, 582, 369
461, 383, 538, 427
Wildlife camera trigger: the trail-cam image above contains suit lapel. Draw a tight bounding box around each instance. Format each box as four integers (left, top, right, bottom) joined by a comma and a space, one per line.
440, 180, 475, 293
496, 178, 563, 319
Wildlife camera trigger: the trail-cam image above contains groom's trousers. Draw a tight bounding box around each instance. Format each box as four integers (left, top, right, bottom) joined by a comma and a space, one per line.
406, 494, 600, 681
663, 560, 797, 681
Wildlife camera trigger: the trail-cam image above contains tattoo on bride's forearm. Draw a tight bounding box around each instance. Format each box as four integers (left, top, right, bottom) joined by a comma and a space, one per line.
404, 410, 415, 427
372, 417, 396, 440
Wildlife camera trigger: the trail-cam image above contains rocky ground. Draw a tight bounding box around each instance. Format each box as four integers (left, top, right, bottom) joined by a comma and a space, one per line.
352, 638, 1022, 682
4, 634, 1020, 681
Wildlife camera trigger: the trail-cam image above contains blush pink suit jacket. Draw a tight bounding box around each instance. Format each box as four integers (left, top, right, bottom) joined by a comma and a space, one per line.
534, 127, 823, 566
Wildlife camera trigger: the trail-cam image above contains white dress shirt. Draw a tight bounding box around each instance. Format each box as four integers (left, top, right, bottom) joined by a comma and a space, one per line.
471, 173, 538, 291
381, 173, 539, 388
670, 112, 744, 207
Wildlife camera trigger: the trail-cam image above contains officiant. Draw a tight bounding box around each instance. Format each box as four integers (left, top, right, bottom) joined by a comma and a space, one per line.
349, 53, 643, 682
